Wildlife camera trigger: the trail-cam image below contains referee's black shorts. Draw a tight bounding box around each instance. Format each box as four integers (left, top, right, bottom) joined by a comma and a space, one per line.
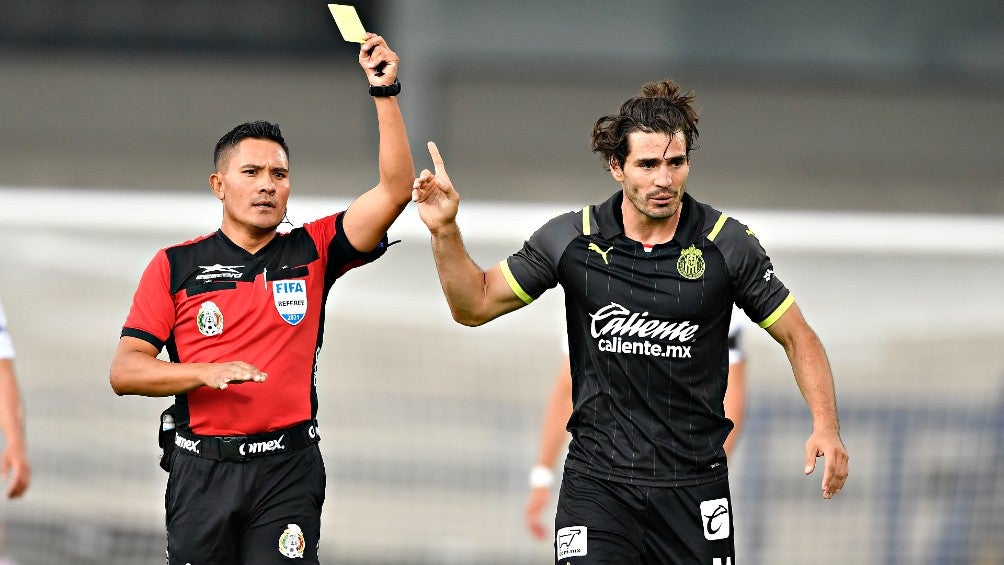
554, 468, 735, 564
165, 443, 326, 565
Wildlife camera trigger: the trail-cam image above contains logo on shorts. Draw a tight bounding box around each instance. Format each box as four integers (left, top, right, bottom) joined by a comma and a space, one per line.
556, 526, 587, 559
196, 301, 224, 337
272, 280, 307, 325
278, 523, 305, 559
677, 245, 705, 280
700, 498, 731, 540
238, 435, 285, 457
174, 435, 201, 456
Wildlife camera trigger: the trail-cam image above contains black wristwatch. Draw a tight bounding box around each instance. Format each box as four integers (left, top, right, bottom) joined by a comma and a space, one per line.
369, 79, 401, 97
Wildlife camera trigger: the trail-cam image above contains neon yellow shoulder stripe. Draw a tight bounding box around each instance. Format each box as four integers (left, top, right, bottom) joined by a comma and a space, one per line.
581, 206, 591, 235
500, 259, 534, 305
758, 293, 795, 328
708, 213, 728, 241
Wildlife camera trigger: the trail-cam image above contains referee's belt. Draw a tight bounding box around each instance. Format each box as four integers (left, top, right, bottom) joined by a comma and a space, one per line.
174, 420, 320, 462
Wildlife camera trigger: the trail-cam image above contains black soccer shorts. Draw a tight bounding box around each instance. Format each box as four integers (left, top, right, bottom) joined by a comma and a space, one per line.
554, 468, 736, 564
165, 444, 326, 565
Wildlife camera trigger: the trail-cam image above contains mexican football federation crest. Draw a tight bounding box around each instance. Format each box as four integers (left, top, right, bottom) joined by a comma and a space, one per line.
272, 280, 308, 326
278, 523, 306, 559
677, 245, 706, 280
196, 301, 224, 336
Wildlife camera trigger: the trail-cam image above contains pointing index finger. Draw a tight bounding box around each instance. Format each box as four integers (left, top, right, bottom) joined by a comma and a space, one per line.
427, 141, 446, 176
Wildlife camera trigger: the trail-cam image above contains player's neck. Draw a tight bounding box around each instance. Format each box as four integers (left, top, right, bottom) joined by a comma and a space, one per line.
220, 223, 278, 255
622, 209, 680, 247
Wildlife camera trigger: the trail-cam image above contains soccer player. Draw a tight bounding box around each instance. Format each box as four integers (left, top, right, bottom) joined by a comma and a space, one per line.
524, 309, 747, 541
109, 34, 412, 564
0, 296, 30, 499
413, 78, 848, 564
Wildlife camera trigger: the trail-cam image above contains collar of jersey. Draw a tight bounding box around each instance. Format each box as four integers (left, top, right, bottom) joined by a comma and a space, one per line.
594, 191, 705, 247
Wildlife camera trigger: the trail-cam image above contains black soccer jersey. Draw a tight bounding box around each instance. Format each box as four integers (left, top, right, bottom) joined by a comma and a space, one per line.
503, 191, 792, 487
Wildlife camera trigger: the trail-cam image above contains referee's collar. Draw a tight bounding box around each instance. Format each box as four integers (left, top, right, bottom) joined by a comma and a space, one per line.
594, 191, 705, 247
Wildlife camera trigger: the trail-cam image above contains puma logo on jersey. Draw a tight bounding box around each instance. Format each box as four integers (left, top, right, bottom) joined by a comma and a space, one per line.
588, 243, 613, 265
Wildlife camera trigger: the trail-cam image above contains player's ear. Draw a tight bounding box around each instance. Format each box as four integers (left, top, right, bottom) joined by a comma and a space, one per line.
209, 173, 225, 201
609, 157, 625, 182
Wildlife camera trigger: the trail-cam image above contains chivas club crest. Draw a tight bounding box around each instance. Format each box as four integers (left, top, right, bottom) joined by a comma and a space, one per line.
196, 301, 224, 337
677, 245, 705, 280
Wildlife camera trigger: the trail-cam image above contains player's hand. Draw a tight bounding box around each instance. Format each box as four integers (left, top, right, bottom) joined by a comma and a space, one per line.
1, 445, 30, 499
804, 429, 849, 499
524, 486, 551, 540
359, 33, 398, 84
204, 362, 268, 390
413, 141, 460, 233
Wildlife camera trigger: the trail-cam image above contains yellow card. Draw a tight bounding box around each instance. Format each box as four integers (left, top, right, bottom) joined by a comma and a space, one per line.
328, 4, 368, 43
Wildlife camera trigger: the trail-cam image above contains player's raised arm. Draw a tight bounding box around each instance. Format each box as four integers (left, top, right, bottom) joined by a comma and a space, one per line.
341, 33, 415, 253
413, 141, 527, 326
764, 302, 849, 499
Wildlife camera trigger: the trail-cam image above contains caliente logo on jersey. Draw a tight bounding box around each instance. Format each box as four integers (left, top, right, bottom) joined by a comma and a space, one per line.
272, 280, 307, 325
589, 302, 700, 359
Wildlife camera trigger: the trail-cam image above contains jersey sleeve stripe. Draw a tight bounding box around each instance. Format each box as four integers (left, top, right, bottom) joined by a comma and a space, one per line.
121, 327, 165, 350
500, 259, 534, 305
707, 213, 729, 242
758, 293, 795, 328
581, 206, 591, 236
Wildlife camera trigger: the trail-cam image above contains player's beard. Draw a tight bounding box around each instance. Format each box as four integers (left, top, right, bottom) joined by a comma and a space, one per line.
625, 183, 685, 222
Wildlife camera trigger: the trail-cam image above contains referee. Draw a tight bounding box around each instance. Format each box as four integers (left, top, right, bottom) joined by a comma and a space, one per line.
110, 34, 413, 564
413, 78, 849, 564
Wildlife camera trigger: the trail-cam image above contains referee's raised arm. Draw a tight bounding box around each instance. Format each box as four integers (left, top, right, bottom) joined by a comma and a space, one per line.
342, 33, 415, 254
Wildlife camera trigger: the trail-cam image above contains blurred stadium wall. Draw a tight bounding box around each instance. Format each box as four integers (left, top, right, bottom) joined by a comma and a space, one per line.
0, 1, 1001, 213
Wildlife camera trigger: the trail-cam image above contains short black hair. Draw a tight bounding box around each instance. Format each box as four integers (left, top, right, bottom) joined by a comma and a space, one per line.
213, 120, 290, 170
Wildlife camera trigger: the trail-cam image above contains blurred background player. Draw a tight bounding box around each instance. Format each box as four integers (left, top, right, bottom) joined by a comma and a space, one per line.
525, 307, 747, 540
0, 296, 30, 499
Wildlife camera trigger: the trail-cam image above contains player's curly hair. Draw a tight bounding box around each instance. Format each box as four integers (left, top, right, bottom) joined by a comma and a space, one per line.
591, 79, 700, 171
213, 120, 290, 170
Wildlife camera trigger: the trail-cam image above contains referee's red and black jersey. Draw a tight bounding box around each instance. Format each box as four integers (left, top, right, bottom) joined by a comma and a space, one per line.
121, 212, 388, 436
502, 191, 793, 487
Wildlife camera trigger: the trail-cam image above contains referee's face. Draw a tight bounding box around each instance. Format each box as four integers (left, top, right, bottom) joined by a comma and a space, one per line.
612, 130, 690, 223
210, 138, 291, 236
